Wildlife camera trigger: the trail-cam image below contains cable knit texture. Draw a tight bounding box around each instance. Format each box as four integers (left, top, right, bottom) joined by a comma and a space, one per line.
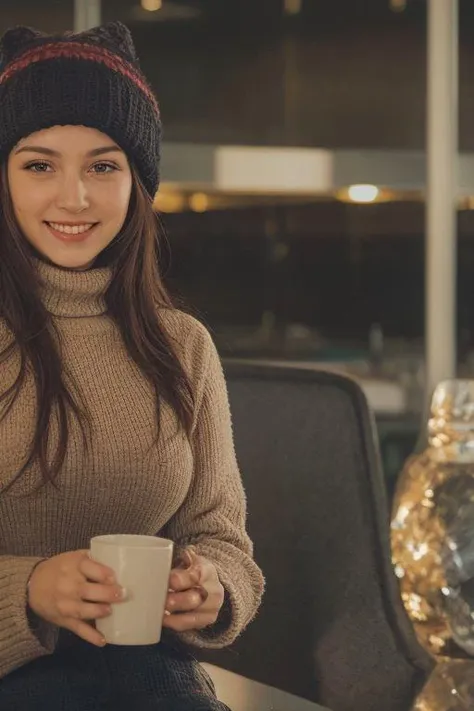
0, 260, 264, 679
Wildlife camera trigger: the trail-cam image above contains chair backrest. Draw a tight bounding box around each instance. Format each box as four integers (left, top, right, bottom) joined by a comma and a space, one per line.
200, 363, 433, 711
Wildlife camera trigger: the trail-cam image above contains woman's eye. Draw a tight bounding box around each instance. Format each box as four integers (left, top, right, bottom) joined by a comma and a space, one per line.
91, 162, 118, 174
25, 161, 52, 173
22, 161, 119, 175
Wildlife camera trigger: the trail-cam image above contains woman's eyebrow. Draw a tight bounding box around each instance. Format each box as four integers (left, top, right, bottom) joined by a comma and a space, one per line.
14, 145, 123, 157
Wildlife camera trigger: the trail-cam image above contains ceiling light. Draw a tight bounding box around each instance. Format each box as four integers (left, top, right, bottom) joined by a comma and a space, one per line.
141, 0, 162, 11
284, 0, 302, 15
390, 0, 407, 12
132, 1, 199, 21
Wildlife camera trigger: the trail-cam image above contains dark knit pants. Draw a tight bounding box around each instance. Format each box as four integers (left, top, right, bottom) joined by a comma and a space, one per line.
0, 631, 231, 711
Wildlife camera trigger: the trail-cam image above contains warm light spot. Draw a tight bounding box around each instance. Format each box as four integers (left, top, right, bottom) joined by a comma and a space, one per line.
141, 0, 162, 11
347, 184, 380, 203
189, 193, 210, 212
154, 191, 186, 213
390, 0, 407, 11
284, 0, 302, 14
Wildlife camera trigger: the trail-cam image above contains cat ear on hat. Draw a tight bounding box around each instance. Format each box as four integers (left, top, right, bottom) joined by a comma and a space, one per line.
77, 21, 138, 63
0, 26, 46, 65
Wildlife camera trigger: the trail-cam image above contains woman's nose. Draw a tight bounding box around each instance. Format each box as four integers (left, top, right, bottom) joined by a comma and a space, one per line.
55, 177, 90, 213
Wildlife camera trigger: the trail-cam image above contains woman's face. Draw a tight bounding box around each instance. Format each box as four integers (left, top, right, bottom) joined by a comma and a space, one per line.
7, 125, 133, 270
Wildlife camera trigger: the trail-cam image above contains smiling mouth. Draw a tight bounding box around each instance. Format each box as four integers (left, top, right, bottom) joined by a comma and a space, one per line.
44, 221, 99, 242
45, 221, 98, 235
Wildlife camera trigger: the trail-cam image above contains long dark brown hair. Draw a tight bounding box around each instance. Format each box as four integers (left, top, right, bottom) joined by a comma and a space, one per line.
0, 163, 194, 492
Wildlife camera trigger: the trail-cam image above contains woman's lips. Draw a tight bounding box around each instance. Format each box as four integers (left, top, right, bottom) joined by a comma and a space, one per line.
44, 222, 98, 243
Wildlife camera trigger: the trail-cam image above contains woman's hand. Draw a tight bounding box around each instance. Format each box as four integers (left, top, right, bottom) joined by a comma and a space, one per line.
27, 550, 127, 647
163, 547, 225, 632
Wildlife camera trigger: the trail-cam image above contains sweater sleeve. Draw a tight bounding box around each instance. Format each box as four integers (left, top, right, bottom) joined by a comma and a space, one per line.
163, 323, 264, 649
0, 556, 58, 678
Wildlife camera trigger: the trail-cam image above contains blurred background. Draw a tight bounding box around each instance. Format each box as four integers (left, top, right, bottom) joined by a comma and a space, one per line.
1, 0, 470, 498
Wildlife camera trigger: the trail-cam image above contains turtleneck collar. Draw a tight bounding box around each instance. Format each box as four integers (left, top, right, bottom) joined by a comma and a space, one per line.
34, 258, 112, 318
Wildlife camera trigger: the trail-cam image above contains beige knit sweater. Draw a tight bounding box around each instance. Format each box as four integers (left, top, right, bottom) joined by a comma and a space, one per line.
0, 259, 263, 679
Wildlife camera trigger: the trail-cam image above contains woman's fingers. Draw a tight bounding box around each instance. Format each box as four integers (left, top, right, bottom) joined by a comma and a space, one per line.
65, 619, 107, 647
172, 546, 198, 571
165, 554, 224, 633
79, 581, 126, 605
78, 551, 116, 584
164, 586, 219, 631
61, 599, 112, 622
168, 566, 201, 593
162, 610, 218, 632
166, 587, 207, 614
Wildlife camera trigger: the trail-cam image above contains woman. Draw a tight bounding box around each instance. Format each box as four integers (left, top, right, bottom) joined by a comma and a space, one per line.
0, 20, 264, 710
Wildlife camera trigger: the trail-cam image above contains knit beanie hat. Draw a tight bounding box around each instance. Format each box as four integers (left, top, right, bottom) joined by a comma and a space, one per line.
0, 21, 161, 198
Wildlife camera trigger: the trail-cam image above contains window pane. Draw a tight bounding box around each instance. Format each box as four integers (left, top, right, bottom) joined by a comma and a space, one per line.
102, 0, 427, 147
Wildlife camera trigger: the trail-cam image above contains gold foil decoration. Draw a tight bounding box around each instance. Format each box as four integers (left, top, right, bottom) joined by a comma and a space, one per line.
412, 660, 474, 710
392, 380, 474, 659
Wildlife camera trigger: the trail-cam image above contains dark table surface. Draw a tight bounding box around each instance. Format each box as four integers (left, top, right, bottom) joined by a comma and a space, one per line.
202, 663, 332, 711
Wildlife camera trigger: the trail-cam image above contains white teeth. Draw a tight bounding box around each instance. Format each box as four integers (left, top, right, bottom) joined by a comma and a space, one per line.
48, 222, 94, 235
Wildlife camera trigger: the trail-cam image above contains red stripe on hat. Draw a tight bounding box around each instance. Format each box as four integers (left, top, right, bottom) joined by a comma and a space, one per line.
0, 41, 159, 116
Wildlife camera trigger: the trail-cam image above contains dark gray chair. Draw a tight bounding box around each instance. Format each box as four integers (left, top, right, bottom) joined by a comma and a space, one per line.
199, 363, 434, 711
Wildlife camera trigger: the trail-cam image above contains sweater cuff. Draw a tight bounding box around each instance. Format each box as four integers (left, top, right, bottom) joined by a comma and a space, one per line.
0, 556, 59, 677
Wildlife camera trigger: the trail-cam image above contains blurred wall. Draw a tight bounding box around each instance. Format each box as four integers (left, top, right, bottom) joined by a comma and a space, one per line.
5, 1, 474, 151
119, 2, 474, 151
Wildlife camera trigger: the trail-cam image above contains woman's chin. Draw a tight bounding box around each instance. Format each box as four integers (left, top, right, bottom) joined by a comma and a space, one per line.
30, 246, 97, 271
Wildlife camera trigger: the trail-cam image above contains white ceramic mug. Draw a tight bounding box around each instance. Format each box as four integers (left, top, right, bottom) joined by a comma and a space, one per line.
90, 534, 174, 645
